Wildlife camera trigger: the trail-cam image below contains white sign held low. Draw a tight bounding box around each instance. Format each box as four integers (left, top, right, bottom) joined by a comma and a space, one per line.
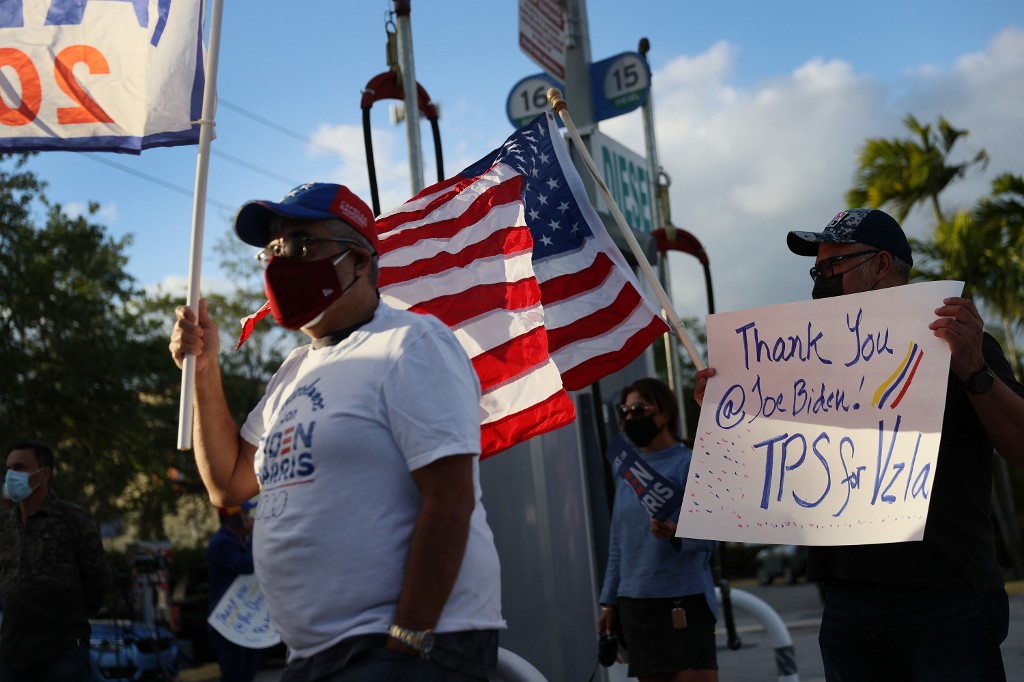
208, 574, 281, 649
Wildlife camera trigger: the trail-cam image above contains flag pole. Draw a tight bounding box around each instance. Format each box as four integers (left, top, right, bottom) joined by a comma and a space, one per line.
178, 0, 225, 450
546, 88, 706, 371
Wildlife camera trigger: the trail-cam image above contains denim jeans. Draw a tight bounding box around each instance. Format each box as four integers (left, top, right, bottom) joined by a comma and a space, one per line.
818, 583, 1008, 682
0, 643, 91, 682
280, 630, 497, 682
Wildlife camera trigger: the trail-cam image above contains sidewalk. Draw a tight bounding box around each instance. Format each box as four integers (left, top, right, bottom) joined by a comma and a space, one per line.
715, 580, 1024, 682
181, 581, 1024, 681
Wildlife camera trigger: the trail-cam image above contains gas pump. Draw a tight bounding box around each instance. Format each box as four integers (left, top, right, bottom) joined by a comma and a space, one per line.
360, 13, 444, 215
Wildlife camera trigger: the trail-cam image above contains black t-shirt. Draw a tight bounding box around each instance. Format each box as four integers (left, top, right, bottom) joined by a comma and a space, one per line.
808, 332, 1024, 591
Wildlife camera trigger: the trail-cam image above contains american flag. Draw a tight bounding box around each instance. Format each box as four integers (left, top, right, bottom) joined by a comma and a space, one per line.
377, 113, 669, 458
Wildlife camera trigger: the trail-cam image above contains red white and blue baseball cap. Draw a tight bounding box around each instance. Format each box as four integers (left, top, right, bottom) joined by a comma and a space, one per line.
787, 208, 913, 266
234, 182, 379, 252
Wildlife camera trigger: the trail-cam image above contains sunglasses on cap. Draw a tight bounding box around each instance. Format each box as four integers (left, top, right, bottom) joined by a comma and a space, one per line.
618, 401, 655, 418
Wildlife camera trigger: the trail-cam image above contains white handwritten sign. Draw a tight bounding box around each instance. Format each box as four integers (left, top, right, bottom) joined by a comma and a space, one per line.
208, 574, 281, 649
678, 281, 964, 545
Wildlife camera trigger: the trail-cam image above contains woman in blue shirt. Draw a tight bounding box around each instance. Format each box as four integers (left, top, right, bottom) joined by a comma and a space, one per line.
598, 378, 718, 681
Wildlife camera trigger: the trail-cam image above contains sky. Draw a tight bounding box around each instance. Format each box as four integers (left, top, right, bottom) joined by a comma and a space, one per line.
18, 0, 1024, 325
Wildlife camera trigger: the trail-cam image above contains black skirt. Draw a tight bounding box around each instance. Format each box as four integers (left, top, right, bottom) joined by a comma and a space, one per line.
617, 594, 718, 677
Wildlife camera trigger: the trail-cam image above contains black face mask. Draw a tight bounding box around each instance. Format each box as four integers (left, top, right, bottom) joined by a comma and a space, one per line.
812, 274, 844, 299
623, 416, 662, 447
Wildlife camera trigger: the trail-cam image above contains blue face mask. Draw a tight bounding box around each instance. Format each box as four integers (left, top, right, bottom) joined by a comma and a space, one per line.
5, 469, 42, 502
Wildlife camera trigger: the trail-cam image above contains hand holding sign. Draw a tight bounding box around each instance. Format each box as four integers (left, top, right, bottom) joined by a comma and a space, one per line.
679, 281, 963, 546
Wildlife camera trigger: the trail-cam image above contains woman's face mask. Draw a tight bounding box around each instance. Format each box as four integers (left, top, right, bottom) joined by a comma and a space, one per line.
5, 468, 42, 502
623, 415, 662, 448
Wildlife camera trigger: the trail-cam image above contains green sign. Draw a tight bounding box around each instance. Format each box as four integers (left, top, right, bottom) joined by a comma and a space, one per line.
590, 131, 652, 233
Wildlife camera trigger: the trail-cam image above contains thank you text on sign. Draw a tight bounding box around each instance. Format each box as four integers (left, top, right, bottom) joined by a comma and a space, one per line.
678, 281, 963, 546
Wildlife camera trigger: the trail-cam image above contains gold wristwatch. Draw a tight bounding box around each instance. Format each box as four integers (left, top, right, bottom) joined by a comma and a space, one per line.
387, 624, 435, 659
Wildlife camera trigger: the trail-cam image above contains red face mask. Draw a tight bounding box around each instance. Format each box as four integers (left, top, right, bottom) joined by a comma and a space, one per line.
264, 251, 354, 330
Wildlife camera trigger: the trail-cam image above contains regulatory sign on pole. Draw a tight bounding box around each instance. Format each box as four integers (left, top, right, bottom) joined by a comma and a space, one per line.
518, 0, 567, 81
590, 131, 652, 233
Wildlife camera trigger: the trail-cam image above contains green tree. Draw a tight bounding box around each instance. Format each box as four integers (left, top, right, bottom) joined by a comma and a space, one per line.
846, 115, 1022, 371
913, 174, 1024, 376
972, 173, 1024, 363
205, 234, 295, 423
847, 114, 989, 223
0, 155, 184, 528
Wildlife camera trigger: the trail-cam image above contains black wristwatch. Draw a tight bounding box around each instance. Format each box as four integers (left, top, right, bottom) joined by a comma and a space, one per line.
965, 364, 995, 395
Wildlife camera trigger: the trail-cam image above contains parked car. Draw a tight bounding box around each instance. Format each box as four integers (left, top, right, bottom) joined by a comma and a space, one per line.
89, 619, 181, 681
754, 544, 809, 585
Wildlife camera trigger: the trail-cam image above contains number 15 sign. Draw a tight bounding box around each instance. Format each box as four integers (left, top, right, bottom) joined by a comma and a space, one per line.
0, 0, 205, 154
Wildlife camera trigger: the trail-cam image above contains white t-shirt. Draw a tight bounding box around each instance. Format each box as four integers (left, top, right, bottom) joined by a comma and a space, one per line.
241, 301, 505, 660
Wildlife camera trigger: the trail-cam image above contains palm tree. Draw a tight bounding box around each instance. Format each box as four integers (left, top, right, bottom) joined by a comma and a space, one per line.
910, 175, 1024, 376
846, 114, 989, 223
971, 173, 1024, 375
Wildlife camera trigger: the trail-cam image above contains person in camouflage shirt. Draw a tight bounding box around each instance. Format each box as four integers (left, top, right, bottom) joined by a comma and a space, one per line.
0, 441, 111, 682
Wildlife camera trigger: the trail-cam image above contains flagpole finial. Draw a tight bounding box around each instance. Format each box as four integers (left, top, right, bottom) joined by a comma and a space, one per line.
547, 88, 567, 114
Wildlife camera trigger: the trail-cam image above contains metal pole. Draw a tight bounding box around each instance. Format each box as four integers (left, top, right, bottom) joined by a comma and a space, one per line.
177, 0, 225, 450
549, 88, 705, 371
639, 38, 687, 437
639, 39, 661, 232
562, 0, 594, 129
394, 0, 424, 195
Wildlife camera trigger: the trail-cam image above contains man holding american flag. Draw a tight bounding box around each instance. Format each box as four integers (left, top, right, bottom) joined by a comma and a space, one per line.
169, 182, 505, 681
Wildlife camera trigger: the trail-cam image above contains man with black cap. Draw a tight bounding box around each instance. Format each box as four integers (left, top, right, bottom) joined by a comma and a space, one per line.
696, 207, 1024, 681
169, 183, 504, 681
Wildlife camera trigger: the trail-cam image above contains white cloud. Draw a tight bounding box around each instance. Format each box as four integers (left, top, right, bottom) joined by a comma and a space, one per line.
64, 201, 87, 218
308, 123, 423, 215
596, 28, 1024, 318
63, 201, 118, 223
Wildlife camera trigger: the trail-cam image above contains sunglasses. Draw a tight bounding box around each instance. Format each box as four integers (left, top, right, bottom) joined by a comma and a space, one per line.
618, 401, 655, 419
255, 235, 360, 269
809, 249, 880, 281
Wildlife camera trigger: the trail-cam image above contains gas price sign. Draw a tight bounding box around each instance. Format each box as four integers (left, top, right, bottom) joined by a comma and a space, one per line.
590, 52, 650, 122
506, 73, 563, 128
